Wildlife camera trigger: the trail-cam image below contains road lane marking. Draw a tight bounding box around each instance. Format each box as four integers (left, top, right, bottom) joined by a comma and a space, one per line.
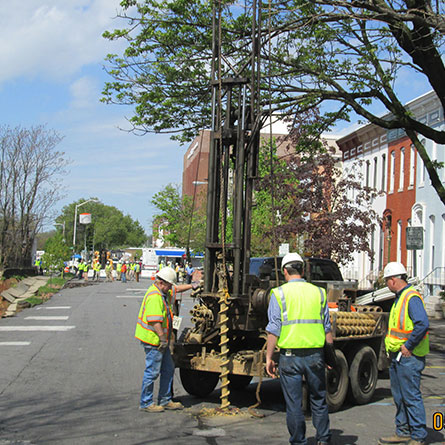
0, 326, 75, 332
25, 316, 69, 320
35, 306, 71, 310
125, 288, 146, 291
0, 341, 31, 346
116, 295, 144, 298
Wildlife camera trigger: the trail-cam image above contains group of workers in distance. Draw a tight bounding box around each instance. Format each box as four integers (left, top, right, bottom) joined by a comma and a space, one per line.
76, 258, 142, 282
135, 252, 430, 445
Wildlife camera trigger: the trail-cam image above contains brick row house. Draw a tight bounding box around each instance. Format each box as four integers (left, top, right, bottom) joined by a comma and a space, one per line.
337, 91, 445, 297
181, 93, 444, 299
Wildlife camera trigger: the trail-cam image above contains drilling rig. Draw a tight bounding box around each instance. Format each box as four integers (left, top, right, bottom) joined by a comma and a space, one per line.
173, 0, 389, 412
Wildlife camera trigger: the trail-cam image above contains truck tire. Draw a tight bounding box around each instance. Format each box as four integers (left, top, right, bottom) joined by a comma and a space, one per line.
229, 374, 253, 390
326, 349, 348, 412
179, 368, 219, 397
348, 345, 378, 405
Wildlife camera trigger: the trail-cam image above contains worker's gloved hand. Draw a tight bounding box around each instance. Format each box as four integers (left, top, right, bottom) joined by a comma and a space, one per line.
324, 342, 338, 369
158, 339, 168, 352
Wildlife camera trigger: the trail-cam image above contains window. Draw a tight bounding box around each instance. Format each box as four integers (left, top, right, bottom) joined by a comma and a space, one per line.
409, 144, 415, 187
389, 151, 395, 193
442, 214, 445, 268
365, 160, 370, 187
397, 220, 402, 263
399, 148, 405, 191
419, 139, 426, 186
430, 215, 435, 271
381, 154, 386, 191
373, 157, 378, 189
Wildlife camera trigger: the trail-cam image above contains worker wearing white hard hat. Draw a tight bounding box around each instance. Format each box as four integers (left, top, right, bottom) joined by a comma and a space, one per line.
266, 251, 333, 444
383, 261, 408, 279
379, 262, 429, 445
135, 266, 203, 413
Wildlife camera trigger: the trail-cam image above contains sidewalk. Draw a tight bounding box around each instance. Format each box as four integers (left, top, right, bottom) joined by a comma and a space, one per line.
428, 318, 445, 352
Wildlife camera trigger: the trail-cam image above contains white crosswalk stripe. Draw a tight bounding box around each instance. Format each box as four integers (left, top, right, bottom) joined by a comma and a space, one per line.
0, 326, 75, 332
0, 341, 31, 346
25, 316, 69, 320
36, 306, 71, 310
116, 295, 144, 298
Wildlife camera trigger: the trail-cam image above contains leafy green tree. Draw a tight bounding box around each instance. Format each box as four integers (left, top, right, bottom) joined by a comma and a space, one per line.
41, 233, 71, 276
103, 0, 445, 204
151, 184, 206, 252
57, 199, 146, 252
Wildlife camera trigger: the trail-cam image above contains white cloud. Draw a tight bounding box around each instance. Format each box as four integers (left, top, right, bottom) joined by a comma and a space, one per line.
69, 76, 99, 108
0, 0, 124, 84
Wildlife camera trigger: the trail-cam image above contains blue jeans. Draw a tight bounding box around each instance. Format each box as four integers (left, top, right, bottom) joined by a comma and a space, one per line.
140, 343, 175, 408
121, 272, 126, 283
279, 349, 330, 445
389, 354, 427, 441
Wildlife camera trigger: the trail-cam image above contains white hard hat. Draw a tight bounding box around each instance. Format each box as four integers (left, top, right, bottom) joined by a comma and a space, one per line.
383, 262, 407, 279
156, 267, 177, 285
281, 252, 304, 273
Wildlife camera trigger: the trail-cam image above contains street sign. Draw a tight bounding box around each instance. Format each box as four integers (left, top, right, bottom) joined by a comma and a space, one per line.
406, 227, 423, 250
279, 243, 289, 256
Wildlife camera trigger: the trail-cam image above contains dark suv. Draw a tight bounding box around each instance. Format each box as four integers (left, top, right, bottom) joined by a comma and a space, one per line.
249, 256, 344, 283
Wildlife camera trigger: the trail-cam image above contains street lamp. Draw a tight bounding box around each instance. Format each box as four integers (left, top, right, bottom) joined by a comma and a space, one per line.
73, 199, 99, 248
54, 222, 66, 241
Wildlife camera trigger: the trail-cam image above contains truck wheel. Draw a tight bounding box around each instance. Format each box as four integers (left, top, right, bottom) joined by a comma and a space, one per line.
326, 350, 348, 412
348, 345, 378, 405
229, 374, 253, 390
179, 368, 219, 397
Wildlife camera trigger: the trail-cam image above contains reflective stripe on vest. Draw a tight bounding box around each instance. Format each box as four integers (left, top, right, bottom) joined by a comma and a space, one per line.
276, 286, 324, 326
385, 287, 429, 356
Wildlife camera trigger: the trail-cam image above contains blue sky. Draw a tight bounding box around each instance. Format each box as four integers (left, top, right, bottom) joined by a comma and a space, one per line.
0, 1, 185, 235
0, 1, 433, 238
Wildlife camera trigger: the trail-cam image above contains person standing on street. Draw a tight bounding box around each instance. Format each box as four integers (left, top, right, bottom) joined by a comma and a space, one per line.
135, 261, 141, 282
135, 267, 199, 412
77, 260, 84, 279
93, 261, 101, 281
105, 261, 113, 282
378, 262, 429, 445
116, 261, 122, 281
266, 252, 332, 445
121, 262, 127, 283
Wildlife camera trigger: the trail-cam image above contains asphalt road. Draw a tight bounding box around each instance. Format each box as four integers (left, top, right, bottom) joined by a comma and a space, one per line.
0, 279, 444, 445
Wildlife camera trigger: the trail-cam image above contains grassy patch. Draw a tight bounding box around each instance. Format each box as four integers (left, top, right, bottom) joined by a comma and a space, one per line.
47, 277, 67, 287
25, 296, 44, 307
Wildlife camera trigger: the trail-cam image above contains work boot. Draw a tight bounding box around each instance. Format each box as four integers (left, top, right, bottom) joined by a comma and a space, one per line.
163, 400, 184, 410
378, 435, 411, 444
140, 404, 165, 413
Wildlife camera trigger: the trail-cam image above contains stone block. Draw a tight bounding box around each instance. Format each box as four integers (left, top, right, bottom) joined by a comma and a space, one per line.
6, 287, 23, 298
14, 282, 30, 293
1, 290, 16, 303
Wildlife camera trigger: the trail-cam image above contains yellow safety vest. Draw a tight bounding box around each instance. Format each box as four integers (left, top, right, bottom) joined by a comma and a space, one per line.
135, 284, 175, 346
272, 280, 327, 349
385, 286, 429, 356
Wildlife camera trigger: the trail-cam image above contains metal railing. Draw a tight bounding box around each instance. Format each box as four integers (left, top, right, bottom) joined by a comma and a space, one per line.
422, 267, 445, 287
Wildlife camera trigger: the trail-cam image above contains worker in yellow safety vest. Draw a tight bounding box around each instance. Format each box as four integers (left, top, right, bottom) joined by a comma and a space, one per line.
135, 267, 201, 413
93, 261, 101, 281
379, 262, 429, 445
77, 260, 84, 279
266, 252, 333, 445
